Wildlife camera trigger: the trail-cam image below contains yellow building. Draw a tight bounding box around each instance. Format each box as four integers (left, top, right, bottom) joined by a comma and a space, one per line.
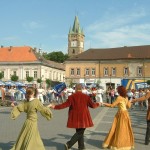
66, 16, 150, 90
65, 46, 150, 90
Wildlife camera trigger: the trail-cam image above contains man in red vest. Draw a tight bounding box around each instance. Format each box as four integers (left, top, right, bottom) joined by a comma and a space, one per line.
48, 83, 101, 150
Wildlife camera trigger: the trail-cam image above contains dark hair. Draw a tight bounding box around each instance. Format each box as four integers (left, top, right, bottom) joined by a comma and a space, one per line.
117, 86, 127, 98
25, 87, 35, 101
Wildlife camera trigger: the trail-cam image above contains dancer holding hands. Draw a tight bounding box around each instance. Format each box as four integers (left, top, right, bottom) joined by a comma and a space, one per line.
48, 83, 101, 150
10, 87, 52, 150
102, 86, 134, 150
131, 89, 150, 145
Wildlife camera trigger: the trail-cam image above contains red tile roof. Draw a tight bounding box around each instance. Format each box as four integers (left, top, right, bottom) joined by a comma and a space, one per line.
68, 45, 150, 61
0, 46, 65, 70
0, 46, 38, 62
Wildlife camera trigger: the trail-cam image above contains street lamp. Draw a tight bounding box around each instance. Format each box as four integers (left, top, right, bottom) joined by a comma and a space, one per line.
110, 74, 112, 87
63, 76, 65, 82
84, 74, 86, 85
38, 56, 43, 88
143, 60, 147, 89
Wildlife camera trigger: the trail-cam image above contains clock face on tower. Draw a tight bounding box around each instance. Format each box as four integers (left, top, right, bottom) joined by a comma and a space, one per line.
71, 41, 77, 47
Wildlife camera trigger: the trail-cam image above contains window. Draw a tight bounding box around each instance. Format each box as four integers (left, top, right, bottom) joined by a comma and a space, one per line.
49, 71, 52, 79
137, 67, 142, 76
85, 68, 90, 76
26, 71, 29, 77
56, 72, 58, 80
124, 67, 128, 75
104, 67, 108, 76
53, 72, 55, 80
112, 68, 116, 76
77, 68, 80, 75
60, 74, 61, 81
70, 68, 75, 75
91, 68, 95, 76
34, 71, 37, 78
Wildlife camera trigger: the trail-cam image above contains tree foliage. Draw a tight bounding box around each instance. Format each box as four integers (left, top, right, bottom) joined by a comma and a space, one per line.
37, 78, 42, 83
11, 75, 19, 81
69, 79, 74, 88
26, 76, 34, 82
46, 79, 51, 85
147, 80, 150, 85
43, 51, 69, 63
0, 72, 4, 80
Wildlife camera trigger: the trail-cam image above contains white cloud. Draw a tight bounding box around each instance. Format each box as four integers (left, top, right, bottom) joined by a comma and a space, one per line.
85, 8, 150, 49
22, 21, 44, 30
49, 34, 67, 39
2, 36, 18, 41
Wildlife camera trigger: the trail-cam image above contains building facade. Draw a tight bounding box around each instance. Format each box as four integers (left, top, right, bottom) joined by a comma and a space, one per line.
65, 46, 150, 90
0, 46, 65, 88
66, 16, 150, 90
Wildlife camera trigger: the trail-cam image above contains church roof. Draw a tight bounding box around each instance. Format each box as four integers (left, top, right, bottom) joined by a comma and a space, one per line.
69, 16, 84, 35
67, 45, 150, 61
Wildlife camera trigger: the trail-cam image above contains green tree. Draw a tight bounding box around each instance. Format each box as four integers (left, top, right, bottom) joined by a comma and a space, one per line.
11, 75, 19, 81
0, 72, 4, 80
43, 51, 69, 63
46, 79, 52, 88
96, 80, 101, 87
69, 79, 74, 88
147, 80, 150, 85
26, 76, 34, 83
37, 78, 42, 83
37, 78, 42, 88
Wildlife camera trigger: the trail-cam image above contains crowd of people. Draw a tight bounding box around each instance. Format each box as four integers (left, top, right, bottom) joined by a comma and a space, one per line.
1, 84, 105, 106
0, 84, 26, 106
106, 86, 149, 111
0, 83, 150, 149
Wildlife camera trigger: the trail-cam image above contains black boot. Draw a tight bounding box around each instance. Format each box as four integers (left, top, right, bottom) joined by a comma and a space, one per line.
145, 120, 150, 145
78, 135, 86, 150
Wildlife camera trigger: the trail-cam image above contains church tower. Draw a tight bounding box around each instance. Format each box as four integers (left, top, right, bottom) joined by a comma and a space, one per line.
68, 16, 85, 57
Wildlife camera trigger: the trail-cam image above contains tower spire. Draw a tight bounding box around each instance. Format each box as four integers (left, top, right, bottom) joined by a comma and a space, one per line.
72, 16, 81, 34
68, 16, 85, 57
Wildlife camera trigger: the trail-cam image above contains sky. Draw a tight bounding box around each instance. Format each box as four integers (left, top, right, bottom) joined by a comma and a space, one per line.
0, 0, 150, 54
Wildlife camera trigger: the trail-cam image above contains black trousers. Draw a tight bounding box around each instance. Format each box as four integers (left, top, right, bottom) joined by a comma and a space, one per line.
111, 96, 114, 104
145, 120, 150, 144
67, 128, 85, 149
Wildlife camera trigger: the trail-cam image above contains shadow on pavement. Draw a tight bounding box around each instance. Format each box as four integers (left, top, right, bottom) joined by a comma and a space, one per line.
85, 131, 106, 149
43, 134, 72, 150
0, 141, 14, 150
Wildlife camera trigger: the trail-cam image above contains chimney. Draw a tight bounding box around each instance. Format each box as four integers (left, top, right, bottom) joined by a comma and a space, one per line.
8, 46, 13, 51
29, 48, 32, 52
33, 47, 37, 52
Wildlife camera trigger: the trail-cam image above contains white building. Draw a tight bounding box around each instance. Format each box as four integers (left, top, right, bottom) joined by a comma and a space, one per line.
0, 46, 65, 88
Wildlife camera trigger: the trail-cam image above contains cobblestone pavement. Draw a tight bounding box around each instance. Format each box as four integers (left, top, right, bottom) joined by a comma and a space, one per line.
0, 104, 149, 150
